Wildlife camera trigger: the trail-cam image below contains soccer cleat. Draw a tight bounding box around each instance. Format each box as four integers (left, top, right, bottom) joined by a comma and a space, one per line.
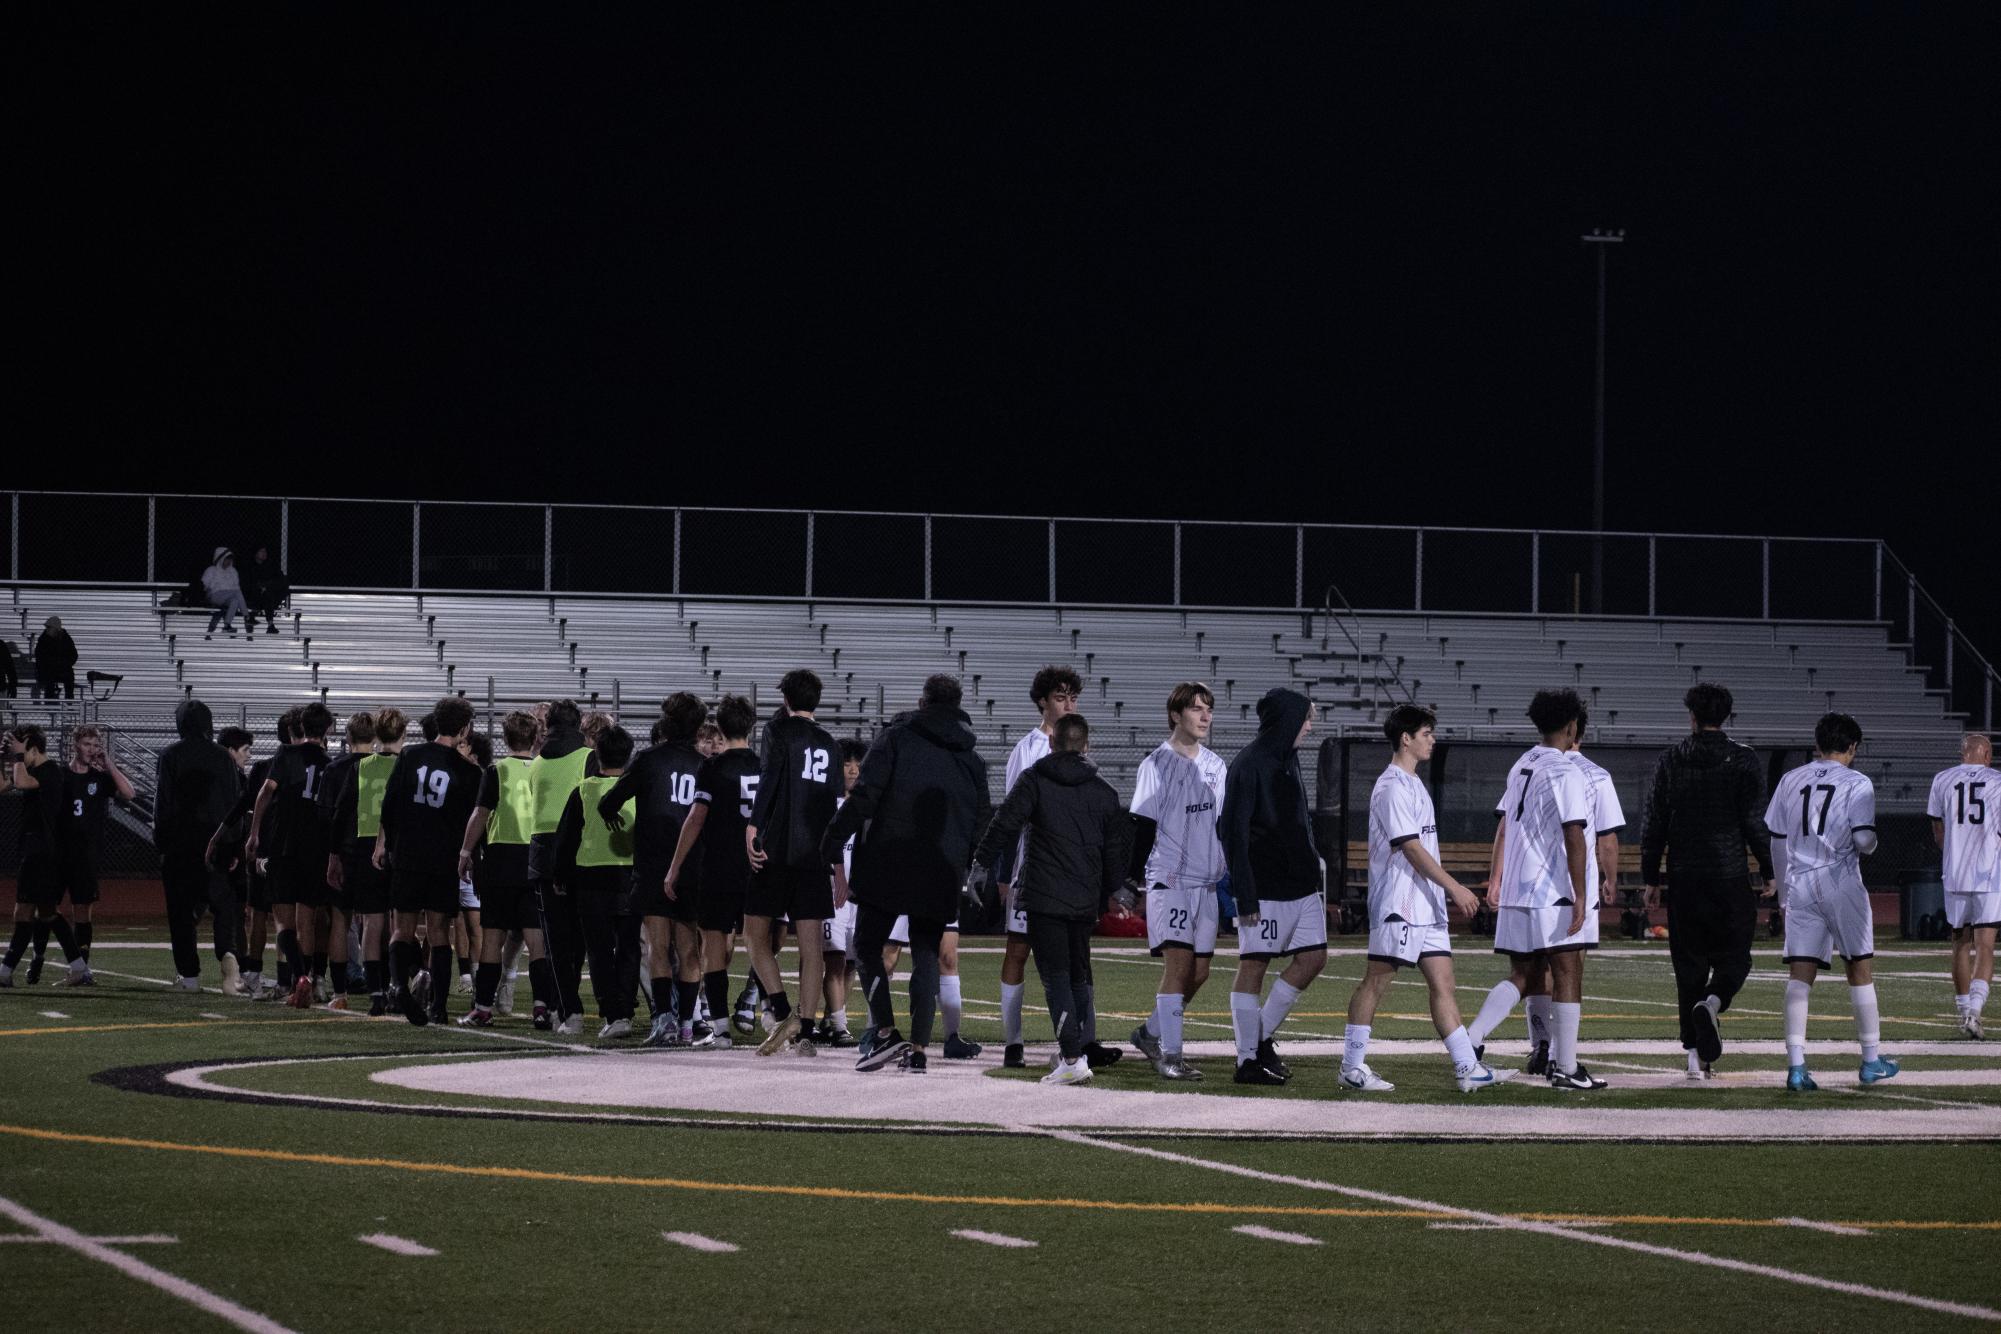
1157, 1056, 1203, 1082
1130, 1023, 1163, 1067
220, 954, 243, 997
361, 992, 384, 1017
758, 1012, 802, 1057
897, 1048, 928, 1074
290, 976, 314, 1009
787, 1033, 818, 1057
238, 970, 261, 999
324, 994, 350, 1012
1002, 1043, 1026, 1069
495, 978, 516, 1015
1339, 1064, 1395, 1092
1785, 1065, 1818, 1092
554, 1014, 583, 1036
25, 954, 46, 986
1691, 1000, 1723, 1063
599, 1018, 633, 1040
708, 1033, 734, 1050
60, 961, 95, 988
1455, 1062, 1513, 1094
1525, 1040, 1550, 1077
1256, 1038, 1291, 1082
402, 978, 431, 1027
641, 1014, 680, 1047
1960, 1011, 1985, 1040
1042, 1057, 1094, 1086
1547, 1064, 1608, 1091
313, 976, 332, 1004
942, 1034, 983, 1060
1234, 1059, 1286, 1086
173, 975, 202, 992
456, 972, 474, 995
1082, 1041, 1122, 1070
532, 1003, 552, 1030
819, 1027, 857, 1048
457, 1006, 492, 1028
1686, 1060, 1716, 1082
857, 1030, 912, 1072
1858, 1057, 1900, 1085
690, 1019, 718, 1047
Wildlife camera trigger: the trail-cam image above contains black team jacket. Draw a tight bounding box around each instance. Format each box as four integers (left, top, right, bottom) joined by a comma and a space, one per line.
1219, 688, 1322, 919
153, 700, 241, 861
972, 749, 1130, 921
822, 705, 991, 922
1639, 730, 1774, 886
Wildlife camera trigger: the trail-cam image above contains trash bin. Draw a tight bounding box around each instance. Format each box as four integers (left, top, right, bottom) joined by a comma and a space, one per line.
1898, 871, 1945, 939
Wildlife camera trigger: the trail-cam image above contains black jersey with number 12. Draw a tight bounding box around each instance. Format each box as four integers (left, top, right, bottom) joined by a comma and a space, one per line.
750, 715, 841, 871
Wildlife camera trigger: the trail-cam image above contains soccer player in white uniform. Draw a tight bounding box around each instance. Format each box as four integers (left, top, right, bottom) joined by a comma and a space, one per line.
1128, 682, 1227, 1081
1767, 712, 1897, 1089
995, 666, 1082, 1068
1465, 689, 1603, 1090
1929, 733, 1999, 1038
1340, 705, 1507, 1093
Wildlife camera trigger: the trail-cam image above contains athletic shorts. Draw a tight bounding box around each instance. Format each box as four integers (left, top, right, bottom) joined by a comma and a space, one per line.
1146, 882, 1219, 958
888, 913, 959, 945
343, 853, 389, 915
1493, 901, 1595, 957
1783, 883, 1874, 969
1005, 882, 1029, 937
246, 864, 271, 912
390, 868, 461, 917
268, 853, 329, 908
457, 877, 481, 912
1368, 915, 1452, 969
630, 864, 697, 925
1946, 891, 2001, 932
476, 880, 533, 933
58, 850, 100, 907
822, 900, 856, 955
746, 865, 833, 923
698, 876, 746, 935
17, 851, 64, 909
1239, 894, 1327, 961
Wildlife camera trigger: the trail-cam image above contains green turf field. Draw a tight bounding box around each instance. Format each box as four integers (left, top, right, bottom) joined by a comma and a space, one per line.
2, 928, 1996, 1332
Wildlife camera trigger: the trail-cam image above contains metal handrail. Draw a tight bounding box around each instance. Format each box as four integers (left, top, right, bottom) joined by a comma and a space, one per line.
1318, 582, 1416, 706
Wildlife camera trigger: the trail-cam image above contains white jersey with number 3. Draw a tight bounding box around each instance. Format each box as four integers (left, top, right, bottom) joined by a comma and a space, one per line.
1493, 745, 1592, 910
1928, 764, 2000, 896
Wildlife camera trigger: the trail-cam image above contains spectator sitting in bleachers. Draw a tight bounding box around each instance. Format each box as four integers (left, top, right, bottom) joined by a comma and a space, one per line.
0, 637, 18, 697
242, 545, 290, 636
201, 548, 248, 639
33, 617, 78, 699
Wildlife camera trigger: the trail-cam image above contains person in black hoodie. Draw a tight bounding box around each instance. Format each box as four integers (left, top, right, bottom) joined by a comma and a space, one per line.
154, 699, 246, 992
824, 674, 992, 1073
972, 713, 1130, 1084
1640, 681, 1775, 1063
1219, 688, 1325, 1086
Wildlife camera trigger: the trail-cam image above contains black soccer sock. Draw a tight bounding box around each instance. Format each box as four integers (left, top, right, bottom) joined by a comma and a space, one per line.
428, 945, 453, 991
276, 928, 305, 976
651, 977, 677, 1021
389, 940, 415, 990
704, 969, 730, 1022
364, 959, 386, 995
75, 922, 93, 961
310, 950, 328, 981
3, 921, 31, 969
47, 915, 81, 963
767, 989, 791, 1022
30, 919, 50, 961
528, 957, 556, 1010
675, 979, 700, 1027
330, 962, 350, 995
476, 962, 502, 1009
457, 951, 474, 980
244, 952, 265, 976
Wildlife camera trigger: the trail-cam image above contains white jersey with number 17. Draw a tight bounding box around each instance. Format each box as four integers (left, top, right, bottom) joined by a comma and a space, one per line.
1765, 760, 1875, 888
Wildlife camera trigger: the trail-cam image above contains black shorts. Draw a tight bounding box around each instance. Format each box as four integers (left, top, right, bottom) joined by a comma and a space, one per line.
745, 864, 833, 923
390, 868, 461, 916
18, 851, 64, 909
246, 865, 271, 912
629, 864, 696, 924
59, 851, 100, 907
344, 853, 390, 915
697, 876, 746, 934
265, 853, 325, 907
479, 880, 538, 934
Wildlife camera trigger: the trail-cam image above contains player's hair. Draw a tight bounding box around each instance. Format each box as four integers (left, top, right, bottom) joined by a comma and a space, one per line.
596, 725, 636, 770
1383, 703, 1437, 751
715, 694, 755, 741
418, 712, 438, 741
218, 726, 254, 751
660, 692, 706, 744
297, 702, 334, 739
1685, 682, 1734, 728
779, 669, 822, 713
275, 708, 300, 744
1526, 688, 1585, 737
432, 696, 475, 739
546, 699, 582, 731
1053, 714, 1090, 753
345, 711, 377, 748
464, 732, 493, 767
920, 674, 962, 711
695, 721, 724, 747
839, 737, 869, 765
1814, 712, 1863, 755
649, 718, 669, 744
1031, 665, 1084, 706
582, 712, 615, 746
501, 710, 539, 752
374, 707, 408, 744
71, 724, 103, 746
1166, 681, 1214, 725
9, 725, 48, 754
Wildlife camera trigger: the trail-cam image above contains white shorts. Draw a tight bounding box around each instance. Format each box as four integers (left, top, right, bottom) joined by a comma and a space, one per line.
1146, 882, 1219, 958
1946, 892, 2001, 932
1240, 894, 1328, 960
1005, 883, 1029, 937
887, 914, 958, 946
1783, 882, 1874, 968
1368, 916, 1451, 969
457, 878, 481, 911
1493, 902, 1594, 956
822, 901, 856, 955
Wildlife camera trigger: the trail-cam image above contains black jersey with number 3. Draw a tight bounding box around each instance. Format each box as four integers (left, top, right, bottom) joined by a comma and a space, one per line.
749, 715, 841, 871
61, 767, 119, 849
379, 741, 480, 878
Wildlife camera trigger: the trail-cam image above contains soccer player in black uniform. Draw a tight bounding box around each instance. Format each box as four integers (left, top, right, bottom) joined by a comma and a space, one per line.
746, 670, 842, 1056
315, 711, 378, 1011
666, 694, 759, 1049
603, 693, 710, 1046
44, 725, 134, 981
458, 710, 552, 1027
215, 713, 291, 999
2, 727, 91, 987
247, 701, 334, 1008
373, 696, 480, 1026
556, 724, 641, 1039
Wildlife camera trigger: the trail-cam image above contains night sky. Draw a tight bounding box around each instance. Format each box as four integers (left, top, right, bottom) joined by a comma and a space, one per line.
14, 5, 1995, 663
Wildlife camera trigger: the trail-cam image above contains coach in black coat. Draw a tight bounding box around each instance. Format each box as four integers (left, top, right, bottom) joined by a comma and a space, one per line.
154, 699, 247, 984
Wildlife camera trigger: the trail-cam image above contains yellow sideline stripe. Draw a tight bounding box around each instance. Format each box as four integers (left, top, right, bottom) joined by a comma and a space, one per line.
0, 1021, 238, 1039
1, 1123, 1995, 1232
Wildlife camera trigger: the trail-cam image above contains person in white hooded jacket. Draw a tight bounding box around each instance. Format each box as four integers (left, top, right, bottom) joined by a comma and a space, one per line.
201, 548, 247, 638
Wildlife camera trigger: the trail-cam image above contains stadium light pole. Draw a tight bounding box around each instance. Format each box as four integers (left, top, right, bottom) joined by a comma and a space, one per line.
1582, 228, 1624, 615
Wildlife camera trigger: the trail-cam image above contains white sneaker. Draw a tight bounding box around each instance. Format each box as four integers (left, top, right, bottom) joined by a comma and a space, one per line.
556, 1014, 583, 1036
1340, 1063, 1395, 1092
63, 961, 94, 987
456, 973, 475, 996
495, 978, 516, 1015
313, 976, 332, 1004
1454, 1062, 1512, 1093
220, 954, 243, 997
237, 970, 261, 998
598, 1018, 632, 1039
1041, 1057, 1094, 1086
1962, 1011, 1986, 1041
173, 975, 202, 992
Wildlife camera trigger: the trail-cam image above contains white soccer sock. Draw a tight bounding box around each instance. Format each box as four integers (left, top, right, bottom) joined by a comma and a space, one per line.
1851, 983, 1881, 1062
1524, 993, 1553, 1046
1155, 994, 1184, 1056
1259, 978, 1303, 1040
1971, 980, 1992, 1016
1551, 1001, 1581, 1075
831, 1004, 847, 1031
1467, 980, 1522, 1047
1342, 1023, 1371, 1073
1443, 1025, 1477, 1073
1229, 992, 1261, 1064
1687, 1049, 1704, 1075
1957, 991, 1972, 1016
1001, 980, 1025, 1045
1784, 979, 1811, 1068
940, 975, 963, 1036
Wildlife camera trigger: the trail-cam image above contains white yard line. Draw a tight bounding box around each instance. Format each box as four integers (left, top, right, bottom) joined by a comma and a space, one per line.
661, 1231, 739, 1253
1231, 1224, 1322, 1245
0, 1232, 177, 1244
0, 1195, 297, 1334
38, 1011, 69, 1019
950, 1228, 1038, 1248
1038, 1132, 2001, 1323
356, 1234, 438, 1257
1780, 1217, 1872, 1238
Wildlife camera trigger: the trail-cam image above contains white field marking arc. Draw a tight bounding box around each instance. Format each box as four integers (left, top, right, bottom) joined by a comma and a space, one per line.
1780, 1217, 1873, 1237
661, 1231, 739, 1254
0, 1233, 177, 1244
0, 1195, 297, 1334
1037, 1131, 2001, 1324
39, 1011, 68, 1019
950, 1229, 1038, 1248
1428, 1222, 1509, 1231
1232, 1224, 1323, 1245
356, 1234, 438, 1257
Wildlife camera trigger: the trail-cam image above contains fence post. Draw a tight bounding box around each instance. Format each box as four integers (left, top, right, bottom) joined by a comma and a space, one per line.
542, 505, 553, 593
1907, 575, 1917, 647
280, 499, 290, 573
1761, 538, 1771, 620
1647, 536, 1657, 617
145, 496, 157, 584
804, 511, 815, 598
1172, 523, 1182, 607
1945, 620, 1955, 694
1530, 531, 1540, 614
1413, 529, 1424, 612
1294, 526, 1304, 610
1873, 541, 1882, 621
9, 492, 17, 580
923, 515, 933, 601
1047, 519, 1057, 604
1987, 667, 1994, 731
411, 503, 421, 589
672, 510, 682, 595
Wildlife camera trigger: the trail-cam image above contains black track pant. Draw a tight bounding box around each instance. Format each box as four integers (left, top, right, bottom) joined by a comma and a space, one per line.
854, 903, 946, 1046
1665, 874, 1757, 1048
575, 887, 640, 1022
162, 852, 241, 978
1026, 912, 1096, 1061
538, 883, 587, 1017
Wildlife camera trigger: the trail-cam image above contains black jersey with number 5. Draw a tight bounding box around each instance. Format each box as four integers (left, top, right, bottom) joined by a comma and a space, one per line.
379, 741, 480, 878
749, 715, 841, 871
693, 748, 760, 893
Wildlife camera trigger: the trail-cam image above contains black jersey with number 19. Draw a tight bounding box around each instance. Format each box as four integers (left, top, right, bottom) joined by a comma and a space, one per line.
379, 741, 480, 879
